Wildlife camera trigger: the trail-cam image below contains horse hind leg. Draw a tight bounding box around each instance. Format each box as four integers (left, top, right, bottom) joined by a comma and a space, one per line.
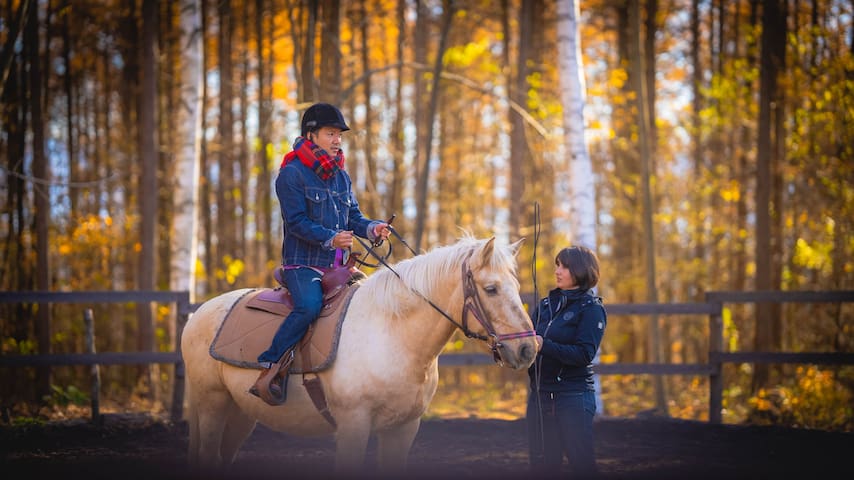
376, 418, 421, 473
185, 386, 201, 469
219, 406, 257, 464
193, 390, 235, 470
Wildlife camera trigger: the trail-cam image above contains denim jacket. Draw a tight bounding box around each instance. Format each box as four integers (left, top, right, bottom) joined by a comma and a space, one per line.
275, 161, 376, 268
528, 288, 607, 393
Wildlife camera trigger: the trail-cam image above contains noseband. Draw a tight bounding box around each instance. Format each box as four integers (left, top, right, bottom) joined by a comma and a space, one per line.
459, 255, 536, 365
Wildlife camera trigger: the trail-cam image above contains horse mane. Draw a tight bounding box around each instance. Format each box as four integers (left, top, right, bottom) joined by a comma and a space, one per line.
360, 233, 520, 319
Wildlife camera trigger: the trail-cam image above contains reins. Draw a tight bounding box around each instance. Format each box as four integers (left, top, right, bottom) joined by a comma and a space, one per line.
353, 229, 534, 365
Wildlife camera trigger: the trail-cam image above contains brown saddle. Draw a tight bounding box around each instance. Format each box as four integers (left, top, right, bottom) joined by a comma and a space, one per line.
271, 252, 367, 309
209, 258, 365, 373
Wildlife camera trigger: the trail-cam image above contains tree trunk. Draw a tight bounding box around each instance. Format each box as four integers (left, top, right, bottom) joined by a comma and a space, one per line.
556, 0, 602, 414
358, 4, 378, 216
27, 0, 51, 401
319, 0, 340, 102
216, 0, 235, 292
199, 0, 213, 298
170, 0, 203, 305
629, 0, 667, 416
753, 0, 786, 393
508, 0, 532, 241
389, 0, 406, 238
300, 0, 318, 101
0, 0, 30, 100
413, 0, 454, 252
137, 0, 159, 401
611, 0, 642, 305
558, 0, 596, 251
255, 0, 273, 273
689, 0, 707, 302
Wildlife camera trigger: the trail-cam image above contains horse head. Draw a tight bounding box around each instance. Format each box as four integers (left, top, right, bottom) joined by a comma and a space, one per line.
456, 236, 537, 370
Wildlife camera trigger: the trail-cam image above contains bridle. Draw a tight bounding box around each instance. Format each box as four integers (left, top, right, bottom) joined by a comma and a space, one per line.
459, 254, 536, 364
354, 232, 535, 365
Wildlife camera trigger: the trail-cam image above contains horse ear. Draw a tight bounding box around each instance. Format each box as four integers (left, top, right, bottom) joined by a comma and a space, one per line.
509, 238, 525, 257
478, 237, 496, 266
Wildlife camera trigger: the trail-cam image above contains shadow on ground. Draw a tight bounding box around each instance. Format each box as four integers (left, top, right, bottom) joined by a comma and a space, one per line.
2, 413, 852, 479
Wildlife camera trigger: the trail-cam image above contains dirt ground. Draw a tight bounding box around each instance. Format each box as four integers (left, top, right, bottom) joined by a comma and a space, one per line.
1, 413, 852, 479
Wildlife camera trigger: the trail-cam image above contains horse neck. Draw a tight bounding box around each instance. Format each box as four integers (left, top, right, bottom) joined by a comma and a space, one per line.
369, 258, 464, 366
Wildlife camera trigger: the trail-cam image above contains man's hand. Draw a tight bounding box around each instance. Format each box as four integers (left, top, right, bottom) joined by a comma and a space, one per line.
332, 230, 354, 249
373, 223, 391, 241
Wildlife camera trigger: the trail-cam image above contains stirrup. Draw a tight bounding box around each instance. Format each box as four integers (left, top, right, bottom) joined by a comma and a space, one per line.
249, 350, 294, 406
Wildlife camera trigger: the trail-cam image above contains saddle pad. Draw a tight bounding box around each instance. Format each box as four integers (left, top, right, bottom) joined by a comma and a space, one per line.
208, 285, 358, 373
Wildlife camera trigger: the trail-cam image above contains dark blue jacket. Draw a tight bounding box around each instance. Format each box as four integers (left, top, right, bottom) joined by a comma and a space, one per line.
528, 288, 607, 393
275, 160, 377, 268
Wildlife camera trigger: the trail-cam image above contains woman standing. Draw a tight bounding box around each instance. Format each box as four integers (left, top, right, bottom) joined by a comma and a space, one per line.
528, 245, 607, 476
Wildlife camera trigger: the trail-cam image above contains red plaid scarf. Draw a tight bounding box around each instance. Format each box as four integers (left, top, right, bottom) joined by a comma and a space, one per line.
281, 136, 345, 180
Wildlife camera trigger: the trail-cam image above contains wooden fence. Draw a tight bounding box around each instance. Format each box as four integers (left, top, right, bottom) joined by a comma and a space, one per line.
1, 290, 852, 424
0, 291, 191, 422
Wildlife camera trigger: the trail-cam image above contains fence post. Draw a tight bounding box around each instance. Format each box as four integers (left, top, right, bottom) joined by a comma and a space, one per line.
170, 293, 189, 422
706, 295, 723, 424
84, 308, 102, 425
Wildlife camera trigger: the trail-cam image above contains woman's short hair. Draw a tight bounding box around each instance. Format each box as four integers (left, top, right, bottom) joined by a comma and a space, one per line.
555, 245, 600, 291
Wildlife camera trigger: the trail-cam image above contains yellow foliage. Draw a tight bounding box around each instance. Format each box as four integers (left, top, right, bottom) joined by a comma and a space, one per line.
793, 238, 831, 272
719, 180, 741, 202
745, 367, 853, 430
599, 353, 617, 363
609, 68, 627, 90
444, 40, 489, 68
722, 307, 740, 351
2, 338, 37, 355
216, 255, 246, 285
52, 332, 68, 344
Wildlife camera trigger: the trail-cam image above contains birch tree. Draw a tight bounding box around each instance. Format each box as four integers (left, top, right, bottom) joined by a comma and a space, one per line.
170, 0, 203, 304
556, 0, 602, 413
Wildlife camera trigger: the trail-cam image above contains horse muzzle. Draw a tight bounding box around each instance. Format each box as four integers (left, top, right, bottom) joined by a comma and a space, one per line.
492, 337, 537, 370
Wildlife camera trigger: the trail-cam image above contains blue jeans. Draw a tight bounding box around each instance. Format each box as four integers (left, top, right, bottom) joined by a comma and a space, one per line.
257, 267, 323, 364
527, 389, 598, 476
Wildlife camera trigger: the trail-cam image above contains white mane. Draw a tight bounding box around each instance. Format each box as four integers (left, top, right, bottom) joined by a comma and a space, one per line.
358, 234, 520, 319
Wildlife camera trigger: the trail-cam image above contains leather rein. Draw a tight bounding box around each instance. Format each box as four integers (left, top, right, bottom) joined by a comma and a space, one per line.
354, 233, 535, 365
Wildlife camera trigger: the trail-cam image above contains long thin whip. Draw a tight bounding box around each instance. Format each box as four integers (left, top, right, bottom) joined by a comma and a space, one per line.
531, 202, 547, 458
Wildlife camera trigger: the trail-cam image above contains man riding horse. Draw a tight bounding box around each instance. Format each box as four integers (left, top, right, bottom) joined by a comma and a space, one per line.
251, 103, 390, 405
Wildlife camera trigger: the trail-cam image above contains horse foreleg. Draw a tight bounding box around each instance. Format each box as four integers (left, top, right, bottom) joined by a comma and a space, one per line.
334, 413, 373, 474
376, 418, 421, 473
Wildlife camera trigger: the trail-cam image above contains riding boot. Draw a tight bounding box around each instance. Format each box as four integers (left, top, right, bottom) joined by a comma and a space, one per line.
249, 349, 295, 406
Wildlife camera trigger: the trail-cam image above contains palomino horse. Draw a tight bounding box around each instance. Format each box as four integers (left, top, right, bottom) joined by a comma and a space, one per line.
181, 235, 537, 475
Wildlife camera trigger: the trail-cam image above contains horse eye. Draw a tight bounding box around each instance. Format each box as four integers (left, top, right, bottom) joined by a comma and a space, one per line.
483, 285, 498, 295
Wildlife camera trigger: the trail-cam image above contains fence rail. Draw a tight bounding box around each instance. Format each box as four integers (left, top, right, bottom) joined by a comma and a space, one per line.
1, 290, 852, 424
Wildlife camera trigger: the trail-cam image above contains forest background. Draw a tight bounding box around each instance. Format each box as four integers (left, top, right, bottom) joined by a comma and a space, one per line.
1, 0, 852, 431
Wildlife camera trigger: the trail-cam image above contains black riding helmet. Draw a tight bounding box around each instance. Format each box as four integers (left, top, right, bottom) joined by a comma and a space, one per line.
300, 103, 350, 136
